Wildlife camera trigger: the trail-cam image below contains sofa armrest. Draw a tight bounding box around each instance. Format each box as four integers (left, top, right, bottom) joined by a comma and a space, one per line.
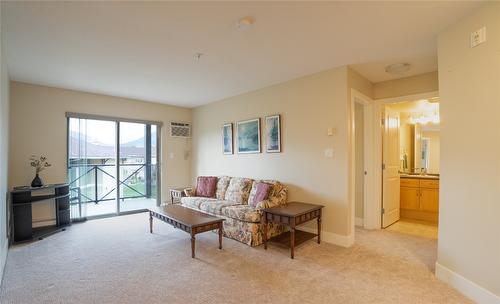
255, 184, 288, 210
183, 188, 195, 197
255, 197, 283, 210
255, 199, 274, 210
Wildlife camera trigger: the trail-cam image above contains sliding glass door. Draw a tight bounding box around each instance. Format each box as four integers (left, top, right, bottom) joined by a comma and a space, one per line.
118, 122, 158, 212
68, 115, 161, 220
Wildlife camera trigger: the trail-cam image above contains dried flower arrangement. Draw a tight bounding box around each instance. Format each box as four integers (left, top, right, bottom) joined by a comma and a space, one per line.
30, 155, 51, 174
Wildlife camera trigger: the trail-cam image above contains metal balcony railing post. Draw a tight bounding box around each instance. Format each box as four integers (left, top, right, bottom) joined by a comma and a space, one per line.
146, 125, 152, 198
77, 187, 82, 218
94, 165, 98, 204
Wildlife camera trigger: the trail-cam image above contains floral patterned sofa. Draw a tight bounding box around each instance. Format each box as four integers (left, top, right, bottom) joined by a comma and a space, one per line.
181, 176, 288, 246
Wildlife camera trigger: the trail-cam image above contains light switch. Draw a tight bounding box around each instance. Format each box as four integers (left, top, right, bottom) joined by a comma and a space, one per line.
324, 148, 334, 158
169, 152, 174, 159
327, 128, 336, 136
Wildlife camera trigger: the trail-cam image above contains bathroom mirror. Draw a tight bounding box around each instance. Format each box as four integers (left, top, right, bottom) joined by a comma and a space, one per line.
414, 124, 440, 174
387, 98, 440, 175
400, 122, 440, 174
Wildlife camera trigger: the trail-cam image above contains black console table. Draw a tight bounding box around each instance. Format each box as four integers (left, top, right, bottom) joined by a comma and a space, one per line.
11, 183, 71, 243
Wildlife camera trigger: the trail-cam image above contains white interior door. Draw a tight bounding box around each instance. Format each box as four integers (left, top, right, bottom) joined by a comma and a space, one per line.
382, 107, 400, 227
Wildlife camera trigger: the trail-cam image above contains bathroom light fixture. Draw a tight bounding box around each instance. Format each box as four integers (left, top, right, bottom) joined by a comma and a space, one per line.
409, 113, 440, 125
236, 16, 255, 30
385, 63, 411, 75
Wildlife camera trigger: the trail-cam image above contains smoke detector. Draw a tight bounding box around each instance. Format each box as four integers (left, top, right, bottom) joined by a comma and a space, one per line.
237, 16, 255, 30
385, 63, 411, 75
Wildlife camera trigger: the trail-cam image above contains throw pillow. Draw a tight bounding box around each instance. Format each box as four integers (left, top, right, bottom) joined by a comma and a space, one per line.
195, 176, 217, 198
250, 182, 272, 207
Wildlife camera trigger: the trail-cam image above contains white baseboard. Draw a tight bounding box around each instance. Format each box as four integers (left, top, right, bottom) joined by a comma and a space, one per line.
355, 217, 364, 227
297, 226, 354, 248
0, 238, 8, 287
435, 262, 500, 304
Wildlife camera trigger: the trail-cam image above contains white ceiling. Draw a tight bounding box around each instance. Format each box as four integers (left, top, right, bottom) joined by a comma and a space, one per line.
2, 1, 482, 107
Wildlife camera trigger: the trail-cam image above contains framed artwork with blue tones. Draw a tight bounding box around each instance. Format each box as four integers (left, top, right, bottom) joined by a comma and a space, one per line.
237, 118, 261, 154
222, 123, 233, 155
265, 114, 281, 153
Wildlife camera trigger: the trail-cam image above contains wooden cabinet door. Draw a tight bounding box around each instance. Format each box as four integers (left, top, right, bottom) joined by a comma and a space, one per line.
420, 188, 439, 212
400, 187, 419, 210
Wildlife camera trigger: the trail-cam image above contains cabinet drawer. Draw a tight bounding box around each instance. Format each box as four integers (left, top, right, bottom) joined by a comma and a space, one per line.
420, 179, 439, 189
400, 178, 419, 188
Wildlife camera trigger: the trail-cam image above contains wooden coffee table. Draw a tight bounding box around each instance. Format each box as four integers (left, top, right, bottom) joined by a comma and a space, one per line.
262, 202, 324, 259
148, 205, 224, 258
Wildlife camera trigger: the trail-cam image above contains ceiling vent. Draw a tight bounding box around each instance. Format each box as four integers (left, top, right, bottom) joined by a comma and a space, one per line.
170, 122, 191, 138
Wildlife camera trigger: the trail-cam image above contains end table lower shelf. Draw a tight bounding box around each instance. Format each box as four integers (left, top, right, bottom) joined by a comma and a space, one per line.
267, 229, 318, 248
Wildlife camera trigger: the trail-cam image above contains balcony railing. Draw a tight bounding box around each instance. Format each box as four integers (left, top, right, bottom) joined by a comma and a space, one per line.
68, 163, 156, 209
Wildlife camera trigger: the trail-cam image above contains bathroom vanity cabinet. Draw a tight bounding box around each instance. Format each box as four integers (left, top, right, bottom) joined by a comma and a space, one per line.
400, 177, 439, 222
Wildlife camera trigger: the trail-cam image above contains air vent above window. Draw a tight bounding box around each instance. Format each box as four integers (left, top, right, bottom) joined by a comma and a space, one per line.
170, 122, 191, 138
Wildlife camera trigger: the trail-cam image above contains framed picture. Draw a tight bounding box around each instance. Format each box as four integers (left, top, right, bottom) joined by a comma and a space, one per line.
222, 123, 233, 155
237, 118, 261, 154
265, 114, 281, 153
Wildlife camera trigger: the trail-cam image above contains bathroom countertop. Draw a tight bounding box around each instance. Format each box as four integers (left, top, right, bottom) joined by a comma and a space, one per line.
400, 174, 439, 180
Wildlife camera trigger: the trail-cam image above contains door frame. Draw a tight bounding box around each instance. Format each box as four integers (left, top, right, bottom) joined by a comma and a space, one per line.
349, 89, 376, 236
359, 91, 439, 232
66, 113, 162, 220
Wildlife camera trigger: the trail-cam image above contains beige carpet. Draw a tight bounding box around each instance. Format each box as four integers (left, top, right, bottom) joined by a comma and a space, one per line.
0, 213, 470, 304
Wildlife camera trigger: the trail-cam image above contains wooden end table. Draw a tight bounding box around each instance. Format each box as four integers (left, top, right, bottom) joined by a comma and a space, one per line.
149, 205, 224, 258
262, 202, 324, 259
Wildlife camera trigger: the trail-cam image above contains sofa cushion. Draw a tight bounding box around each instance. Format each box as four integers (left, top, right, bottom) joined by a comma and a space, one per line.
224, 177, 253, 204
199, 200, 241, 216
195, 176, 218, 198
215, 176, 231, 200
222, 205, 262, 223
181, 196, 216, 210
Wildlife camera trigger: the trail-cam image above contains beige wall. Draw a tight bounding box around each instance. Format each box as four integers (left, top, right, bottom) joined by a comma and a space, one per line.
9, 82, 192, 224
0, 1, 10, 282
373, 71, 439, 100
437, 1, 500, 299
192, 66, 373, 241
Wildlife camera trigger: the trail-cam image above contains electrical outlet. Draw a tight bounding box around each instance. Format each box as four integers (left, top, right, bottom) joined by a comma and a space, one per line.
470, 27, 486, 48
